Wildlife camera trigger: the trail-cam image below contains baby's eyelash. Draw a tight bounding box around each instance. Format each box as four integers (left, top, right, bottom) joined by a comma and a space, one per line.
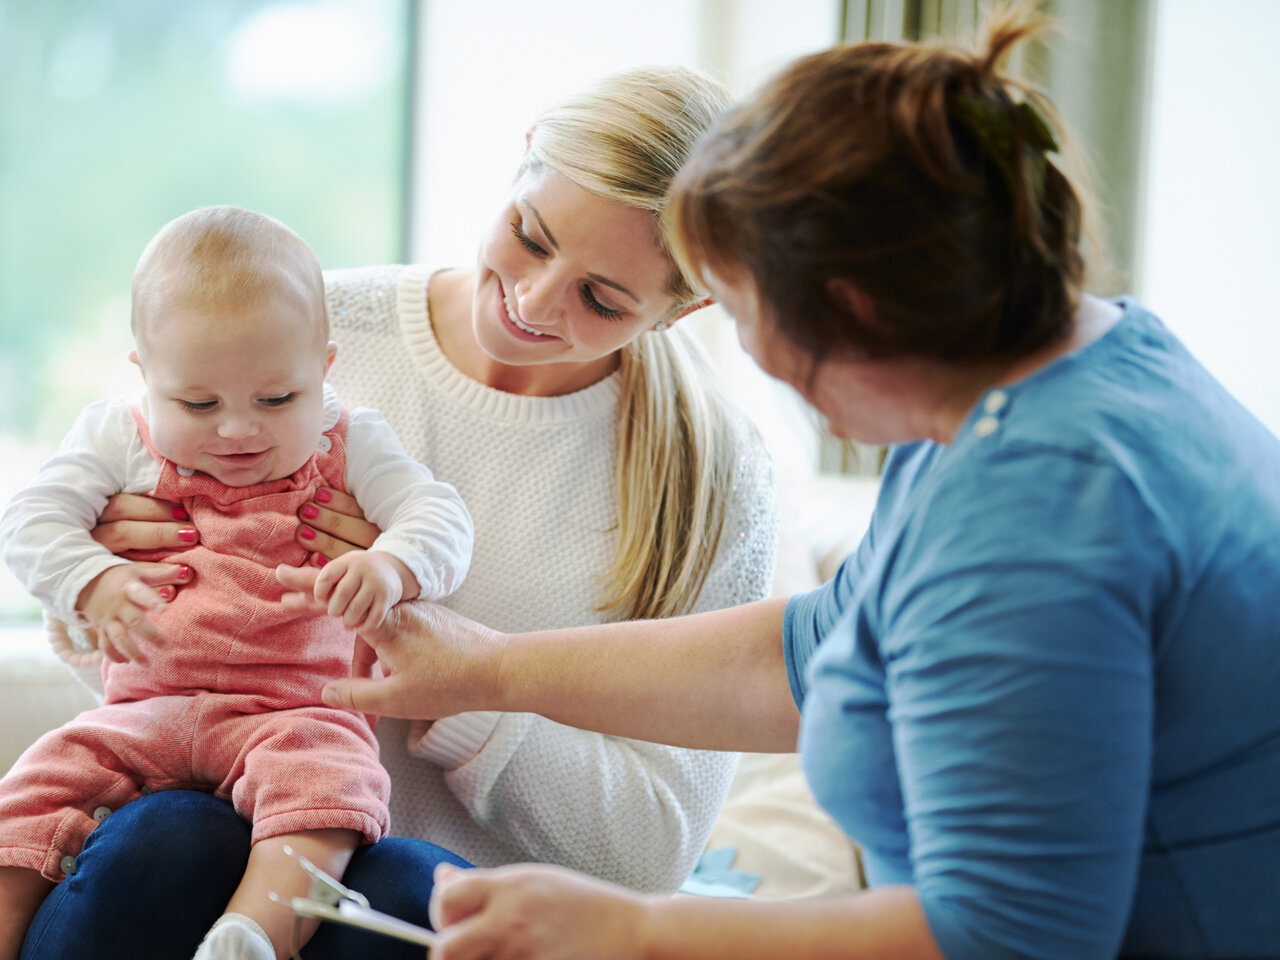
261, 393, 297, 407
179, 399, 216, 412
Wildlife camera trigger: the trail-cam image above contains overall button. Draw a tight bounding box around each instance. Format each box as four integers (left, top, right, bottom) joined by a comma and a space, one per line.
59, 855, 77, 876
974, 415, 1000, 438
317, 436, 332, 453
92, 806, 111, 823
176, 466, 196, 477
984, 390, 1008, 414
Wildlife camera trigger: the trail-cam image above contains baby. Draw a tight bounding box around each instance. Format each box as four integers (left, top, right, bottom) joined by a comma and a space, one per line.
0, 206, 473, 960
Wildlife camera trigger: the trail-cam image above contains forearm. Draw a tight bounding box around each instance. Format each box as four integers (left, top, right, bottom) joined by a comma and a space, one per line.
639, 886, 943, 960
496, 596, 797, 752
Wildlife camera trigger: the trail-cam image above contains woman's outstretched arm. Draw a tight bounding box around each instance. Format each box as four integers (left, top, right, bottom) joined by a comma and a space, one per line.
280, 565, 798, 754
427, 863, 943, 960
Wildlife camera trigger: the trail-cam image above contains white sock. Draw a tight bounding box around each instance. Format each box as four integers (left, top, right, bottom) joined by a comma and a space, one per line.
192, 913, 276, 960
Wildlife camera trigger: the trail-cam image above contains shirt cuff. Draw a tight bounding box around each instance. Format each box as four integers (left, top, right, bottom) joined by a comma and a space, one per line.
407, 711, 503, 768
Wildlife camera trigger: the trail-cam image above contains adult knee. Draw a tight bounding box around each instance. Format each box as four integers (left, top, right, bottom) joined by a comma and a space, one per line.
21, 790, 249, 960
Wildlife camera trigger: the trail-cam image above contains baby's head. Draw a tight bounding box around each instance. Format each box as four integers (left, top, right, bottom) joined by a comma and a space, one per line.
129, 206, 336, 487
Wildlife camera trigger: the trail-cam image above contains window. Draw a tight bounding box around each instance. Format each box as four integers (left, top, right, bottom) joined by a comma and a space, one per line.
0, 0, 411, 620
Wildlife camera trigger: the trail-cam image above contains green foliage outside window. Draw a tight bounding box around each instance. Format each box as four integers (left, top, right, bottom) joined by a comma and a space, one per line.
0, 0, 410, 618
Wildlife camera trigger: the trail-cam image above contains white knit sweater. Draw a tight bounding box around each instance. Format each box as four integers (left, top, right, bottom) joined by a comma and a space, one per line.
323, 264, 779, 892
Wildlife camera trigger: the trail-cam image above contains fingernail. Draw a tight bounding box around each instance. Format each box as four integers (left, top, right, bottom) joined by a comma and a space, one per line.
302, 505, 319, 519
315, 489, 333, 503
299, 527, 316, 540
178, 529, 197, 543
158, 586, 173, 600
177, 565, 191, 581
314, 555, 328, 567
172, 506, 189, 521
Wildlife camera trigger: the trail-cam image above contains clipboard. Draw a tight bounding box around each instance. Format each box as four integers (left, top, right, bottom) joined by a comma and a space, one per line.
270, 844, 438, 949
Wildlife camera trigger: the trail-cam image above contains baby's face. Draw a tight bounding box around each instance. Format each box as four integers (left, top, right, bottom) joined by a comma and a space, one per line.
133, 289, 334, 487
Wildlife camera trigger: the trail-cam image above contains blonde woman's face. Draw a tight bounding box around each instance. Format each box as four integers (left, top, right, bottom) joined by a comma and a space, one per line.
472, 165, 676, 384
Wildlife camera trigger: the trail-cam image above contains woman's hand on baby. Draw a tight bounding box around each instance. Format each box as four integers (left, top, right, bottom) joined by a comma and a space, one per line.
75, 563, 171, 664
93, 492, 200, 553
297, 487, 380, 563
90, 492, 199, 603
277, 564, 508, 720
428, 862, 650, 960
305, 550, 416, 631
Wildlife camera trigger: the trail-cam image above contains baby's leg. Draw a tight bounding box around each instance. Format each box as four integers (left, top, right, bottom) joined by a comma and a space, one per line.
194, 828, 359, 960
0, 866, 54, 960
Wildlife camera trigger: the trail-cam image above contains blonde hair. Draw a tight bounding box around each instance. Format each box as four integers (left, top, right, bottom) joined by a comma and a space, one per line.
529, 66, 741, 621
132, 205, 327, 349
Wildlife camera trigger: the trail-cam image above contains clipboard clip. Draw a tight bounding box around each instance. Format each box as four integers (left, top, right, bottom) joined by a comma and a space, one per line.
268, 844, 438, 949
270, 843, 370, 911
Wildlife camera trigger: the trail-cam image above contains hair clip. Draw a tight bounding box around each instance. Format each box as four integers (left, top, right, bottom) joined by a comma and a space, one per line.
948, 91, 1059, 218
1015, 98, 1059, 155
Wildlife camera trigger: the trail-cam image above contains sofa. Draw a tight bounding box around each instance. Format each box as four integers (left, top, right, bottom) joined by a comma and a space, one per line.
0, 459, 878, 902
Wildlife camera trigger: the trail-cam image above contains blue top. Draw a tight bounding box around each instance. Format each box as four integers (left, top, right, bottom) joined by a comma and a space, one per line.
785, 300, 1280, 959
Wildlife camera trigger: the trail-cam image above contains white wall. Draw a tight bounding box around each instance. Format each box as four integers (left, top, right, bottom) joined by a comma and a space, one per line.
1140, 0, 1280, 436
410, 0, 840, 267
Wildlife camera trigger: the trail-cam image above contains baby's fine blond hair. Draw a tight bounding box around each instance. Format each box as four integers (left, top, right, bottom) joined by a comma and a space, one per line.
131, 205, 327, 350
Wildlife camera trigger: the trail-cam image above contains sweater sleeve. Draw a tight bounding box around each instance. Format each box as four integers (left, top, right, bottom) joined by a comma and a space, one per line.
0, 398, 158, 624
410, 414, 781, 891
343, 407, 473, 601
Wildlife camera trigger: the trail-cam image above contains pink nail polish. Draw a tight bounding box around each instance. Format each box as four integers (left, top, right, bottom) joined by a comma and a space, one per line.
315, 555, 328, 567
178, 529, 197, 543
315, 489, 333, 503
172, 506, 189, 521
299, 527, 316, 540
158, 586, 173, 600
302, 505, 319, 519
178, 565, 191, 581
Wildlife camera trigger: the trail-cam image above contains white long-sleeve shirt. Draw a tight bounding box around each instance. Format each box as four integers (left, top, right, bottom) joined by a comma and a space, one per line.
0, 384, 473, 626
321, 264, 780, 892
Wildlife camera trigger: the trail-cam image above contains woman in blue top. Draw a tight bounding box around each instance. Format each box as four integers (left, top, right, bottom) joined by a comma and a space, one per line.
297, 6, 1280, 959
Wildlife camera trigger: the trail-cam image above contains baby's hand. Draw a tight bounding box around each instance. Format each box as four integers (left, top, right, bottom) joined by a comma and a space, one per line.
311, 550, 418, 631
76, 563, 169, 664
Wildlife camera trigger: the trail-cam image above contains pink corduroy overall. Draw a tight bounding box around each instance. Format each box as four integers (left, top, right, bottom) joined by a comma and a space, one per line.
0, 408, 390, 882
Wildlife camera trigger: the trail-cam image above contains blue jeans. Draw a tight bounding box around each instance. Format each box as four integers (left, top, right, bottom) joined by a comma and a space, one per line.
20, 790, 471, 959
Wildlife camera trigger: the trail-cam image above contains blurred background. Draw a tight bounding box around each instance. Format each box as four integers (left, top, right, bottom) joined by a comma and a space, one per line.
1, 0, 1277, 623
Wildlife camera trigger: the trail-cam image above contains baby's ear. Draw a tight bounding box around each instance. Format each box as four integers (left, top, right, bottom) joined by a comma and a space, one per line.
128, 349, 145, 378
323, 341, 338, 377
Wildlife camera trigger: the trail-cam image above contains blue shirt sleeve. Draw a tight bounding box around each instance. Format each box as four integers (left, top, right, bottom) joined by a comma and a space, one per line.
877, 447, 1163, 960
784, 501, 881, 709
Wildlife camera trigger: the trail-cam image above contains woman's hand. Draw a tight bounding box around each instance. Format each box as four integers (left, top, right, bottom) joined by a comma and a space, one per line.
429, 863, 649, 960
92, 492, 200, 554
276, 564, 508, 720
88, 493, 198, 605
296, 487, 380, 565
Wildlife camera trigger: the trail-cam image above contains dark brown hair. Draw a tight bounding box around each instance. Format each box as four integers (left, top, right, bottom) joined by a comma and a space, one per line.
669, 2, 1085, 366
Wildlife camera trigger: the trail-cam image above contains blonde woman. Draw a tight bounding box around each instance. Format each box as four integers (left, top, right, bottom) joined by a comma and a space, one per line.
23, 67, 777, 960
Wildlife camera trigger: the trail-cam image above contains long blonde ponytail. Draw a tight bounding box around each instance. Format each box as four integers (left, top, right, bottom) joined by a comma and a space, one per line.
527, 66, 743, 619
606, 327, 737, 620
